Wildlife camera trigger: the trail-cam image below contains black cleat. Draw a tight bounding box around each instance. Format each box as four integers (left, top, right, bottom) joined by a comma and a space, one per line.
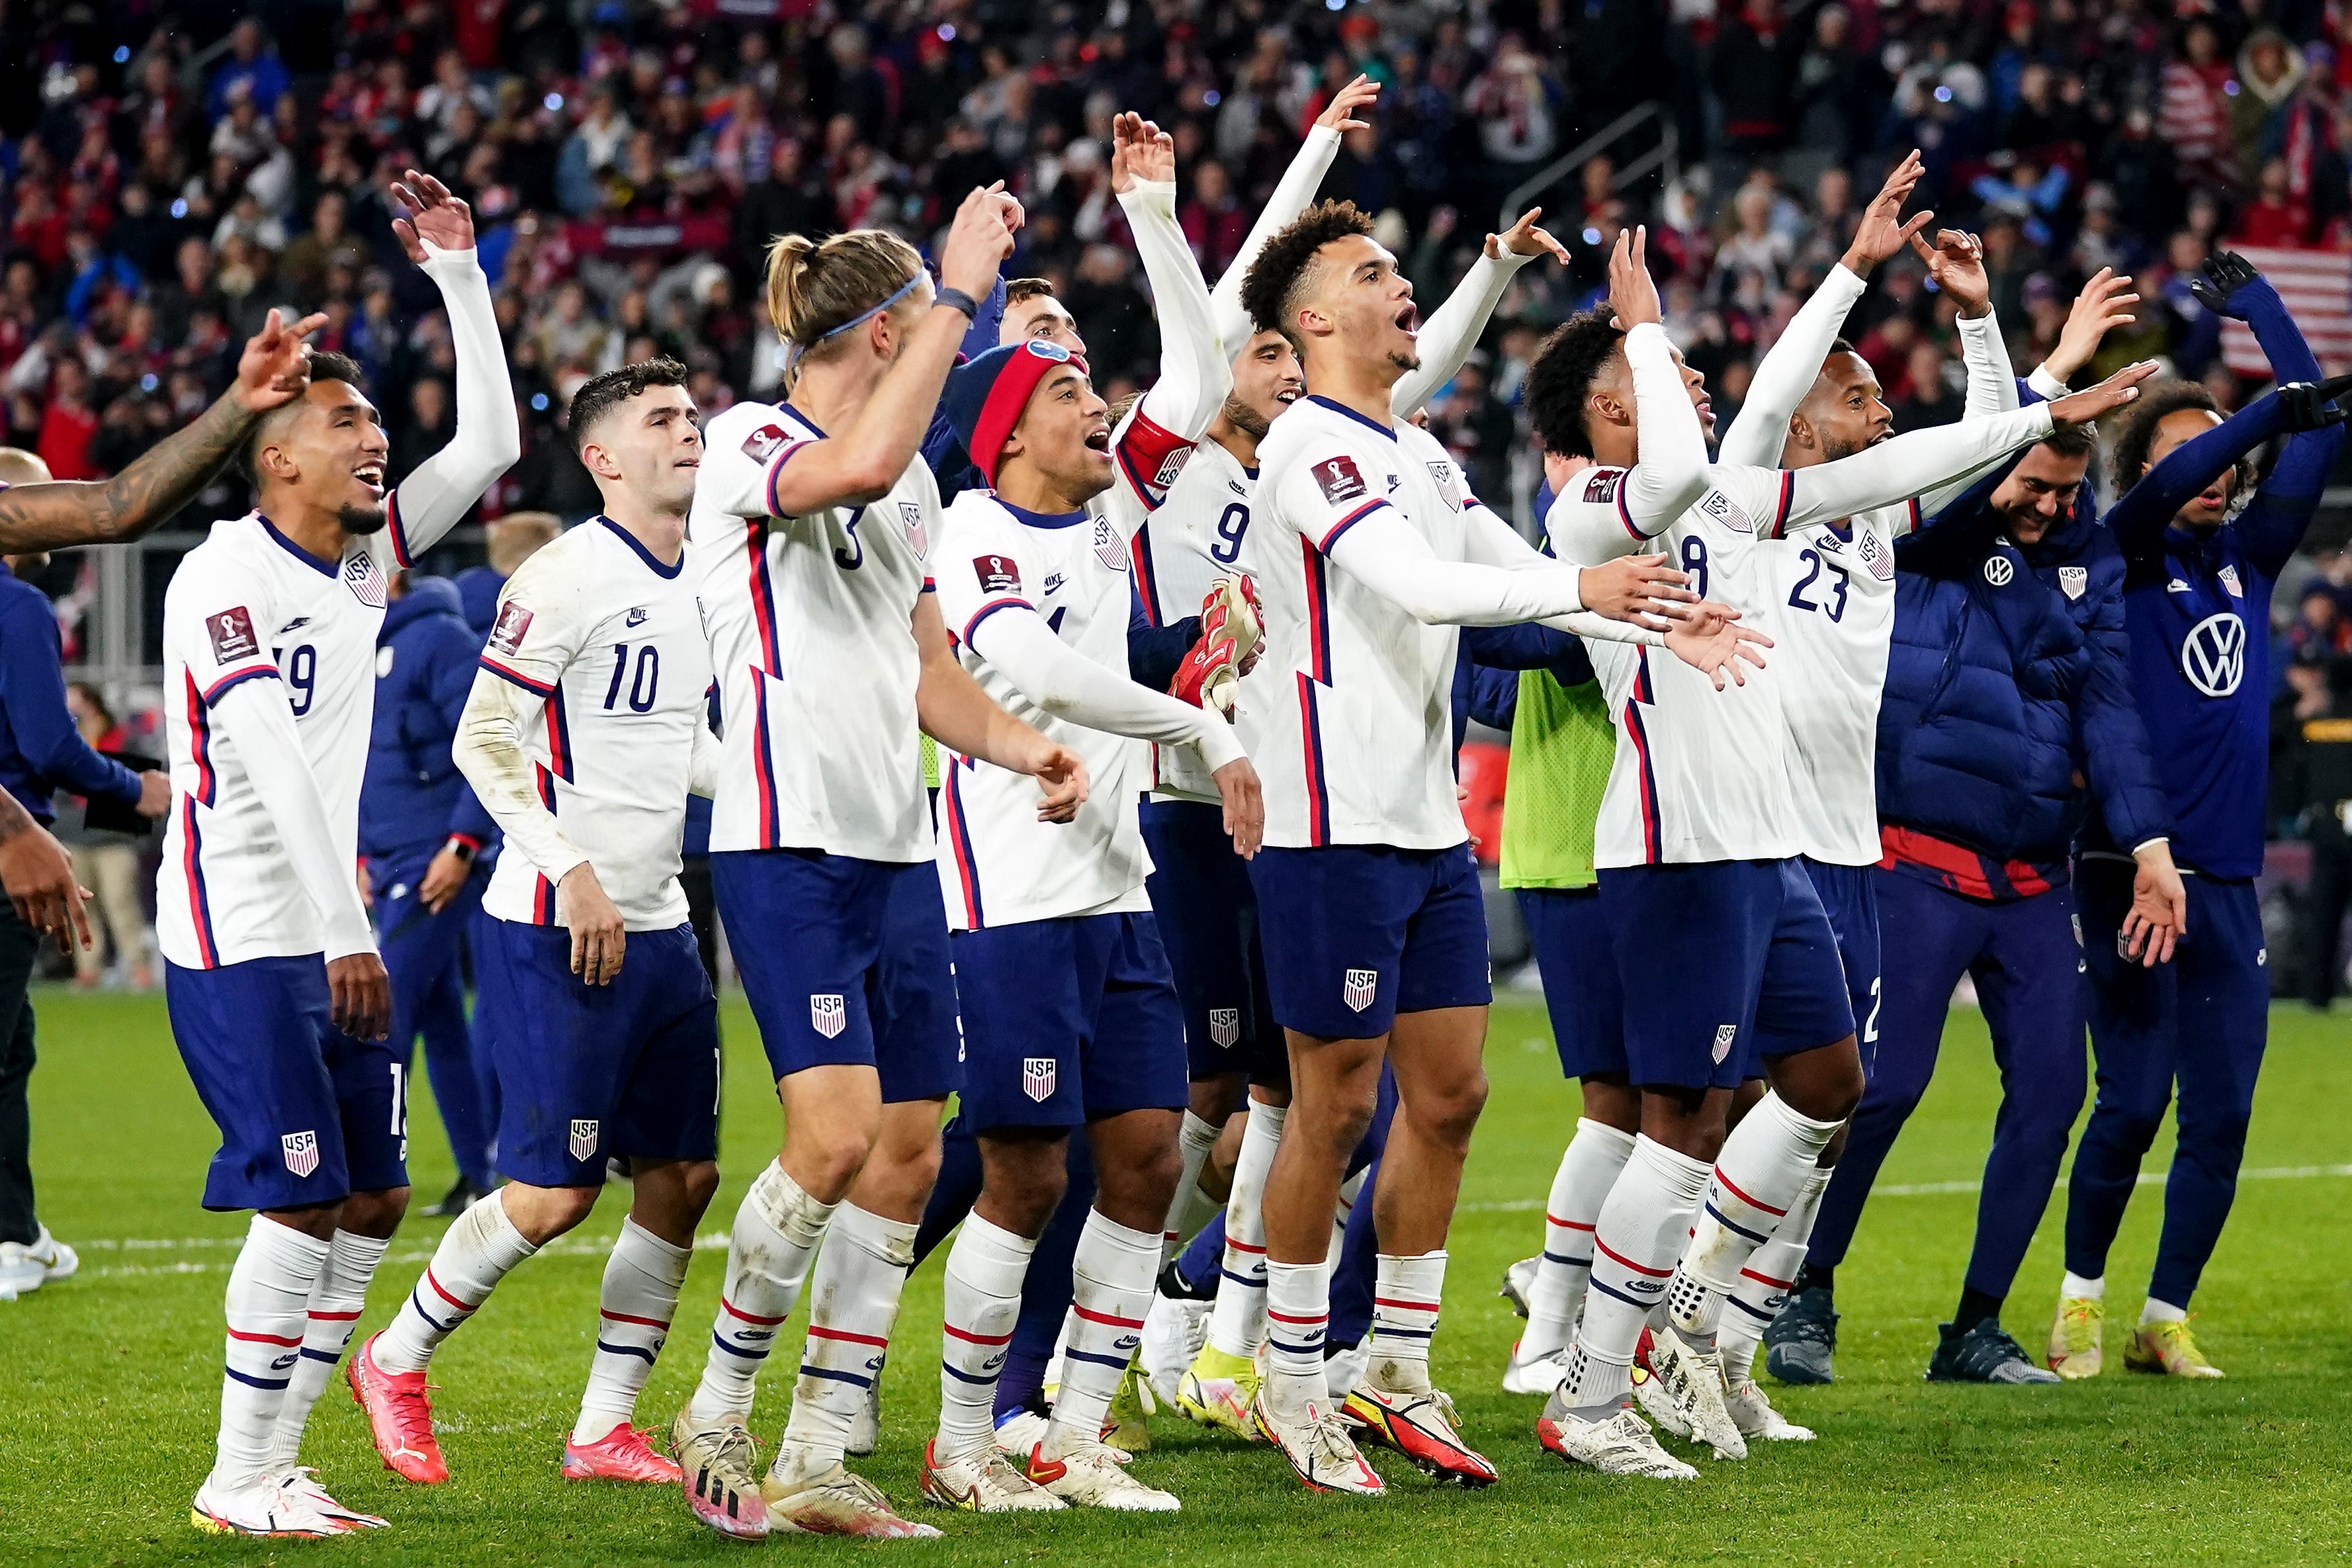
1925, 1320, 2061, 1383
427, 1176, 490, 1218
1763, 1285, 1838, 1385
1157, 1255, 1215, 1303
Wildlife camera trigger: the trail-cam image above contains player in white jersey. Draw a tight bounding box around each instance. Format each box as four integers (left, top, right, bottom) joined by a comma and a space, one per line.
1523, 227, 2153, 1477
1227, 197, 1763, 1498
670, 189, 1089, 1542
347, 361, 720, 1491
910, 113, 1262, 1518
159, 173, 519, 1536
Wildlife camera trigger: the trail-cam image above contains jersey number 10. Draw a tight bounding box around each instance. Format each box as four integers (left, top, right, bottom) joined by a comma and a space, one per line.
603, 642, 661, 712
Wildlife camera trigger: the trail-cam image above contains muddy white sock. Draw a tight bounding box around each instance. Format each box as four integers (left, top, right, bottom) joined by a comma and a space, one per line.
1719, 1164, 1829, 1387
1366, 1250, 1445, 1394
937, 1213, 1034, 1458
775, 1203, 915, 1481
573, 1219, 691, 1445
687, 1162, 835, 1428
1669, 1092, 1841, 1337
1567, 1135, 1707, 1409
269, 1227, 388, 1474
1524, 1119, 1635, 1361
1207, 1100, 1284, 1359
1043, 1210, 1158, 1459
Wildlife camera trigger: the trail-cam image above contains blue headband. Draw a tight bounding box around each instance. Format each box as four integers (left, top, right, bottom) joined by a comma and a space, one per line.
787, 272, 925, 372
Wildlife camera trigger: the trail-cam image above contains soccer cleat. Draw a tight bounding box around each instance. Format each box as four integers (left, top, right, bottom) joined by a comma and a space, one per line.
1724, 1380, 1815, 1441
1501, 1337, 1567, 1396
1763, 1284, 1838, 1385
1022, 1438, 1181, 1511
1175, 1344, 1262, 1440
1630, 1356, 1690, 1441
1925, 1320, 2061, 1383
1102, 1356, 1154, 1454
278, 1467, 388, 1528
847, 1376, 881, 1458
1536, 1398, 1698, 1480
918, 1438, 1065, 1512
2125, 1319, 2224, 1379
25, 1225, 75, 1283
427, 1176, 489, 1219
1142, 1290, 1213, 1407
1641, 1325, 1746, 1460
1250, 1387, 1385, 1496
762, 1463, 941, 1538
1341, 1383, 1497, 1487
2048, 1294, 2104, 1378
0, 1241, 44, 1299
1499, 1256, 1538, 1319
562, 1421, 681, 1483
189, 1476, 352, 1537
671, 1407, 769, 1540
347, 1334, 448, 1483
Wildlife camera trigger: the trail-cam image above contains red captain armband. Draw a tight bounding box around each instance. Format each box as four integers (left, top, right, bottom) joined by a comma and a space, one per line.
1113, 406, 1196, 510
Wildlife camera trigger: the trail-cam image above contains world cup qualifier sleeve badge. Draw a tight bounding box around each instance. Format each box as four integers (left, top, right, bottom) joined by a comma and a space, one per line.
281, 1129, 320, 1177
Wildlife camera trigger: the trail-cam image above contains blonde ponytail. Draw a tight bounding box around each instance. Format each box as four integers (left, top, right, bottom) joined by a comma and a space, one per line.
765, 228, 925, 389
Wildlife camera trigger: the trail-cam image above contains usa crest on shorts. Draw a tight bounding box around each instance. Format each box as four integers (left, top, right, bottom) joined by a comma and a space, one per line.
1342, 968, 1378, 1013
1022, 1056, 1057, 1102
569, 1118, 600, 1162
1208, 1007, 1241, 1049
810, 992, 847, 1039
281, 1129, 320, 1178
1712, 1023, 1739, 1063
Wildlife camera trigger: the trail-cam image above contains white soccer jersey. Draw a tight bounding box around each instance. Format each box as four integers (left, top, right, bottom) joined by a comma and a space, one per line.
1244, 395, 1490, 851
1128, 431, 1256, 803
690, 399, 936, 863
157, 514, 400, 968
477, 519, 715, 930
931, 491, 1153, 928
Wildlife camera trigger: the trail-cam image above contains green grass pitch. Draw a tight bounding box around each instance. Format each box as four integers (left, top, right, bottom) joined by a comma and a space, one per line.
3, 989, 2349, 1565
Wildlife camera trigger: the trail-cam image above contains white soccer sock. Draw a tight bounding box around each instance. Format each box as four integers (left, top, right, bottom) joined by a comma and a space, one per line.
1366, 1250, 1446, 1395
1669, 1092, 1843, 1338
572, 1219, 692, 1445
937, 1213, 1034, 1458
2062, 1272, 2105, 1300
775, 1203, 916, 1480
2141, 1297, 2187, 1325
1207, 1100, 1285, 1359
1328, 1166, 1367, 1267
1262, 1257, 1329, 1413
1044, 1210, 1159, 1459
269, 1227, 389, 1473
212, 1217, 330, 1493
1162, 1111, 1223, 1258
372, 1192, 539, 1375
1524, 1119, 1637, 1361
1563, 1134, 1708, 1410
1719, 1164, 1829, 1387
687, 1162, 836, 1427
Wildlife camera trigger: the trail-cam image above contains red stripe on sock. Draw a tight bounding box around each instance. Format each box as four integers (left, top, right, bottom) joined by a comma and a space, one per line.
1547, 1216, 1597, 1232
808, 1325, 891, 1347
719, 1295, 787, 1326
1592, 1236, 1675, 1279
1072, 1304, 1145, 1329
423, 1268, 479, 1313
1266, 1308, 1327, 1325
226, 1327, 305, 1346
1710, 1167, 1789, 1219
599, 1309, 674, 1329
307, 1309, 364, 1321
1225, 1239, 1268, 1255
1739, 1268, 1795, 1289
1373, 1295, 1440, 1311
943, 1323, 1015, 1346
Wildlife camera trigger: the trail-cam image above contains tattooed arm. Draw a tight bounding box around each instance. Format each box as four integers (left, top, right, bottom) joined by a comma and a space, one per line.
0, 308, 324, 553
0, 789, 89, 953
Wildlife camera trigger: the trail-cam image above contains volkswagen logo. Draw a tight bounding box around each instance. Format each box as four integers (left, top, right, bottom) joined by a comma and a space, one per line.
1982, 556, 2015, 587
2182, 611, 2245, 697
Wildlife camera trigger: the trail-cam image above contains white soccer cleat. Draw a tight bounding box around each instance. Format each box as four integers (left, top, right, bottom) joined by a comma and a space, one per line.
278, 1467, 388, 1528
918, 1439, 1065, 1512
1499, 1256, 1538, 1319
0, 1241, 44, 1299
1250, 1387, 1385, 1497
1642, 1325, 1747, 1460
762, 1463, 940, 1538
1631, 1361, 1691, 1440
1143, 1293, 1213, 1406
189, 1476, 353, 1537
1724, 1379, 1815, 1441
1501, 1338, 1568, 1396
1021, 1439, 1180, 1512
1536, 1401, 1699, 1480
26, 1225, 75, 1283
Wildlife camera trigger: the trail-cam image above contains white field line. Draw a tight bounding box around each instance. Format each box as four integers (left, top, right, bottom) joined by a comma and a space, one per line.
76, 1228, 738, 1280
1458, 1162, 2352, 1214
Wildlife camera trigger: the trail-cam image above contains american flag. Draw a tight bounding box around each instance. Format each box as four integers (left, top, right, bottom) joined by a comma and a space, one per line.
2219, 246, 2352, 380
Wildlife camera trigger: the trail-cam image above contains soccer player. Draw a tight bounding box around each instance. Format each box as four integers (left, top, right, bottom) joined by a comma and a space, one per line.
916, 112, 1262, 1516
349, 358, 725, 1491
1526, 226, 2148, 1475
2052, 252, 2351, 1379
1232, 200, 1758, 1497
670, 184, 1088, 1541
163, 171, 517, 1536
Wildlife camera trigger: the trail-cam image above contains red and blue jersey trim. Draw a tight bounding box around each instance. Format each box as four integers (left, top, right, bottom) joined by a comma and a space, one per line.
1623, 649, 1665, 863
200, 665, 280, 707
763, 441, 814, 519
1113, 406, 1193, 511
181, 793, 218, 967
1300, 539, 1333, 685
384, 490, 415, 568
941, 757, 984, 928
541, 685, 574, 785
746, 524, 783, 676
1295, 671, 1331, 848
183, 671, 224, 806
1129, 521, 1164, 626
1770, 470, 1796, 539
1313, 498, 1389, 554
961, 597, 1033, 648
750, 675, 782, 850
479, 655, 556, 698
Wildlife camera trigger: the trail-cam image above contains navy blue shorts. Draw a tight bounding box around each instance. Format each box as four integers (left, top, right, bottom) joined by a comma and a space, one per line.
1140, 799, 1284, 1087
1516, 886, 1626, 1080
712, 848, 962, 1104
1800, 857, 1881, 1078
1250, 843, 1492, 1040
486, 920, 720, 1188
952, 912, 1189, 1133
1598, 859, 1854, 1091
165, 956, 408, 1212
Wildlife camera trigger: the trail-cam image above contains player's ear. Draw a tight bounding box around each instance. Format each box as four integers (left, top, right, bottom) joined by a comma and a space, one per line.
579, 439, 623, 482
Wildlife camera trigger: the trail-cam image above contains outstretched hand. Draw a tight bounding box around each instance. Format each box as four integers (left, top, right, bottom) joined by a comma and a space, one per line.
2044, 267, 2139, 386
2189, 249, 2263, 321
1316, 73, 1380, 134
2048, 359, 2159, 426
1664, 609, 1772, 691
1842, 149, 1932, 275
1110, 112, 1175, 193
389, 169, 476, 261
1909, 228, 1990, 319
1489, 207, 1571, 265
1606, 226, 1661, 328
232, 308, 330, 414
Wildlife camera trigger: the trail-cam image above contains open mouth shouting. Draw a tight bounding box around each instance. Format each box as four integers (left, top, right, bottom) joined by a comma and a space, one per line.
352, 459, 386, 499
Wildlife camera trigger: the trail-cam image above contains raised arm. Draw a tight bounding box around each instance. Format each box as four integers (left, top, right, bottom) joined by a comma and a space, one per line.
378, 172, 521, 564
2198, 253, 2346, 574
1392, 210, 1562, 417
1119, 115, 1231, 447
1209, 77, 1375, 359
0, 309, 323, 552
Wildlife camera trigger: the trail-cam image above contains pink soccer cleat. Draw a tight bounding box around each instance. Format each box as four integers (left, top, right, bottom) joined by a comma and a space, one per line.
347, 1333, 448, 1484
563, 1421, 683, 1483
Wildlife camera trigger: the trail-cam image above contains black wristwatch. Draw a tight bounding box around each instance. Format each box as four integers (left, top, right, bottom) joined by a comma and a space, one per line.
442, 835, 478, 863
936, 286, 979, 321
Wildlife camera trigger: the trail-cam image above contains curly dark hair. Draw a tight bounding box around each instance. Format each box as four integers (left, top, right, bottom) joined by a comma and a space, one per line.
2109, 379, 2250, 498
1240, 198, 1375, 350
570, 356, 692, 453
1525, 308, 1626, 459
239, 350, 367, 485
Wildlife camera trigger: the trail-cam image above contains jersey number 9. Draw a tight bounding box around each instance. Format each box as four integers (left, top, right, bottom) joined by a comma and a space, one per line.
1209, 503, 1250, 565
275, 644, 317, 717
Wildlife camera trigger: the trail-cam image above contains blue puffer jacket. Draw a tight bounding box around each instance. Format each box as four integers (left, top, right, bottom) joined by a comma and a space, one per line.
362, 575, 498, 861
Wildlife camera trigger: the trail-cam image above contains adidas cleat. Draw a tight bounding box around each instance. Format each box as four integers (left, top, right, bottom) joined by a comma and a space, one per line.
190, 1477, 351, 1537
2125, 1318, 2224, 1379
563, 1421, 681, 1483
671, 1407, 769, 1540
1501, 1336, 1567, 1396
1022, 1439, 1180, 1511
2048, 1294, 2104, 1379
347, 1334, 447, 1483
1630, 1357, 1690, 1442
1250, 1388, 1385, 1496
1143, 1291, 1213, 1407
1499, 1256, 1538, 1319
1925, 1320, 2060, 1383
1724, 1379, 1814, 1441
919, 1438, 1065, 1512
1341, 1384, 1497, 1486
1642, 1325, 1746, 1459
1175, 1344, 1262, 1440
277, 1467, 388, 1529
763, 1463, 941, 1538
1763, 1284, 1838, 1385
1536, 1398, 1698, 1480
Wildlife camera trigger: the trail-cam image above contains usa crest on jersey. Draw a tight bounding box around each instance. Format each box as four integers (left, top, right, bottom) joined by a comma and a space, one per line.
569, 1119, 600, 1162
1091, 515, 1128, 572
1342, 968, 1378, 1013
344, 550, 388, 608
1857, 527, 1894, 582
1022, 1056, 1057, 1102
281, 1129, 320, 1177
810, 992, 847, 1039
900, 501, 927, 558
1427, 460, 1461, 510
1208, 1007, 1240, 1049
